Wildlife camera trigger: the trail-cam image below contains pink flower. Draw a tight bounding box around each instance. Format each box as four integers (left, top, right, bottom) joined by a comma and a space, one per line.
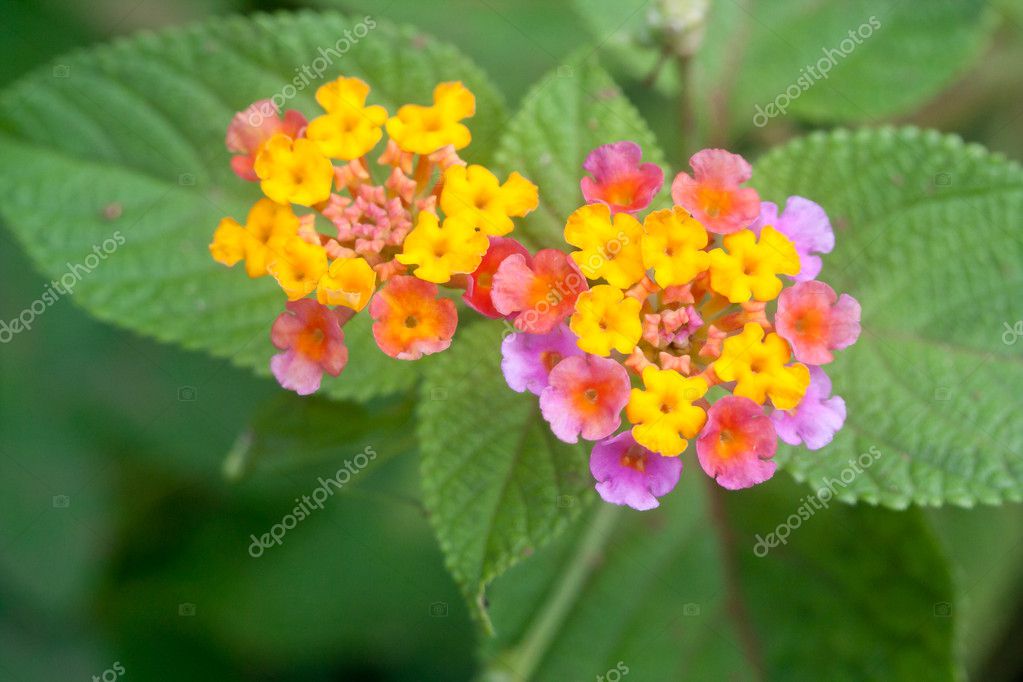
323, 184, 414, 261
501, 325, 584, 395
772, 366, 846, 450
590, 431, 683, 510
670, 149, 760, 234
491, 249, 588, 334
539, 354, 630, 443
752, 197, 834, 281
464, 236, 531, 318
226, 99, 307, 181
775, 280, 861, 365
580, 141, 664, 214
270, 299, 349, 395
696, 396, 777, 490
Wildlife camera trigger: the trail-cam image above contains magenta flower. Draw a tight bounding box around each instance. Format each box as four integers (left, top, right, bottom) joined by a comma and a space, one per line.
580, 141, 664, 214
752, 197, 834, 281
590, 431, 683, 510
270, 299, 349, 396
670, 149, 760, 234
539, 354, 630, 443
501, 325, 584, 395
775, 280, 861, 365
696, 396, 778, 490
772, 366, 846, 450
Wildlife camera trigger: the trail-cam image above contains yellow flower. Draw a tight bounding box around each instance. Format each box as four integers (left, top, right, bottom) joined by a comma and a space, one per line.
306, 76, 389, 160
708, 226, 799, 303
627, 367, 708, 456
569, 285, 642, 356
385, 82, 475, 155
440, 164, 538, 235
316, 257, 377, 311
266, 236, 328, 301
714, 322, 809, 409
209, 218, 247, 267
254, 134, 334, 207
395, 212, 488, 283
641, 207, 710, 288
564, 204, 646, 289
209, 198, 300, 277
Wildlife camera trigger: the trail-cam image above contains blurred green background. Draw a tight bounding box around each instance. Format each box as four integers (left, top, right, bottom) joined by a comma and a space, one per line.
2, 0, 1023, 680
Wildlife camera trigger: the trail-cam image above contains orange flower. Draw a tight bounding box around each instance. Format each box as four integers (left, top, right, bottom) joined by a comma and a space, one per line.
369, 276, 457, 360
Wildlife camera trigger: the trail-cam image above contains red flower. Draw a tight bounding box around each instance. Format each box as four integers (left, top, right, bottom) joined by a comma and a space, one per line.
463, 236, 531, 318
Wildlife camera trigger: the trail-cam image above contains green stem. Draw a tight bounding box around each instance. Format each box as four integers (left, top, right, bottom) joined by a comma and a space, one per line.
488, 504, 621, 681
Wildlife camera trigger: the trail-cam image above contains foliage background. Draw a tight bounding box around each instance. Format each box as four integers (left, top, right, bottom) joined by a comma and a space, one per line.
1, 0, 1022, 680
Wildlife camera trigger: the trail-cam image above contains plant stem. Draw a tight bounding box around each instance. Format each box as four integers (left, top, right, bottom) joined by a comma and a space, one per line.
677, 53, 699, 153
488, 503, 621, 681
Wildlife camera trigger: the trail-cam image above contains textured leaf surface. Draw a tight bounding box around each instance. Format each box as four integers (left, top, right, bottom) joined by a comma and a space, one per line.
693, 0, 991, 132
755, 127, 1023, 507
484, 475, 955, 681
418, 322, 591, 622
493, 54, 666, 250
0, 11, 505, 401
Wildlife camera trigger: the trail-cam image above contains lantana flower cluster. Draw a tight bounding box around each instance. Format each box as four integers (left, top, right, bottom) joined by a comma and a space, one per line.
491, 142, 861, 510
210, 76, 538, 394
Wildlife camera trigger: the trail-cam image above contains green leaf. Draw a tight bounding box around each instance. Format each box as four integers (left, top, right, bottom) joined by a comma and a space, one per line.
693, 0, 993, 133
483, 474, 955, 681
417, 321, 592, 628
754, 127, 1023, 507
223, 392, 415, 483
0, 11, 505, 402
311, 0, 590, 102
494, 53, 667, 250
